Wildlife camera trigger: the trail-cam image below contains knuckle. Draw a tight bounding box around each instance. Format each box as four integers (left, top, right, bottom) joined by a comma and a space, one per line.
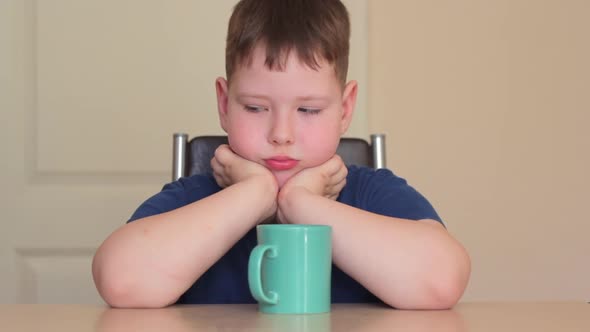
215, 144, 230, 159
214, 147, 223, 160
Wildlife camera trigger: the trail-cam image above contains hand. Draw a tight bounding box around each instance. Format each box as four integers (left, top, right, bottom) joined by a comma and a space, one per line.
211, 144, 275, 188
277, 154, 348, 223
211, 145, 278, 222
281, 154, 348, 200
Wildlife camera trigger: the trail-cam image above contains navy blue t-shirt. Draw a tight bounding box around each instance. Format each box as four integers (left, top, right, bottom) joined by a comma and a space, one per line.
128, 165, 442, 304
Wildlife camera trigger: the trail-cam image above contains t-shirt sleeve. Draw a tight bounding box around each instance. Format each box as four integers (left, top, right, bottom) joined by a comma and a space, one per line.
358, 167, 443, 225
127, 175, 218, 223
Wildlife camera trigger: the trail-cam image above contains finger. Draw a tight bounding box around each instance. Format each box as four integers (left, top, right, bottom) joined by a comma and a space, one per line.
327, 178, 347, 200
212, 171, 227, 188
214, 144, 234, 165
323, 159, 347, 187
324, 154, 345, 176
210, 156, 222, 174
329, 175, 347, 191
334, 177, 347, 192
211, 157, 230, 187
332, 163, 348, 184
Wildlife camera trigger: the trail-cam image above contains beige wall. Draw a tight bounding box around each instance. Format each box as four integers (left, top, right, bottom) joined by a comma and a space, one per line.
368, 0, 589, 301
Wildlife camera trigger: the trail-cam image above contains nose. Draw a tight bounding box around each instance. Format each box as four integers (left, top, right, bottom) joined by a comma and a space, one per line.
268, 112, 294, 145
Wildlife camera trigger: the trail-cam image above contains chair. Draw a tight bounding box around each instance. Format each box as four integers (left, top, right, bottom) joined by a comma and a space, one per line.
172, 134, 386, 181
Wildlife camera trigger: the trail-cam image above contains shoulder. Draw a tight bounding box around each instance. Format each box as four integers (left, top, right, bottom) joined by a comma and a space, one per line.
345, 165, 407, 187
342, 165, 408, 198
340, 165, 443, 224
164, 174, 220, 195
343, 165, 409, 199
155, 174, 221, 205
128, 174, 221, 222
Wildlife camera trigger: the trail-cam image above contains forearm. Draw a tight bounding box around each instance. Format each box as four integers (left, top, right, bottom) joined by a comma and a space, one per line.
279, 189, 470, 309
93, 177, 276, 308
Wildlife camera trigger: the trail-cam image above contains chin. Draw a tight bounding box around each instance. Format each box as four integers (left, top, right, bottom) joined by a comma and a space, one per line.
273, 171, 295, 188
274, 176, 289, 189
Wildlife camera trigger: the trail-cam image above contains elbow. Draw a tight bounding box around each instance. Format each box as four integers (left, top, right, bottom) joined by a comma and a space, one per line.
94, 270, 177, 309
423, 231, 472, 309
95, 277, 136, 308
92, 253, 133, 308
424, 248, 472, 310
390, 274, 469, 310
423, 276, 468, 310
386, 247, 471, 310
102, 288, 175, 309
92, 252, 177, 308
384, 281, 466, 310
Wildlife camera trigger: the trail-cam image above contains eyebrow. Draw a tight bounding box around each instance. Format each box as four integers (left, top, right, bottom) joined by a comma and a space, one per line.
235, 93, 331, 102
296, 95, 331, 102
234, 93, 269, 100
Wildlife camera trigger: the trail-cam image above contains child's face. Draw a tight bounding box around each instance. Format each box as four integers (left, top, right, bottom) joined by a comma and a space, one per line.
216, 44, 357, 187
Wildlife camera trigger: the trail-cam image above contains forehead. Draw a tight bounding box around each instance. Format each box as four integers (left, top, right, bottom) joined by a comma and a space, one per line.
230, 44, 341, 96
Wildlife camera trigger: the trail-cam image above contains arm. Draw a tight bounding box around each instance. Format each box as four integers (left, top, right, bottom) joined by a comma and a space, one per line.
92, 145, 277, 308
277, 157, 471, 310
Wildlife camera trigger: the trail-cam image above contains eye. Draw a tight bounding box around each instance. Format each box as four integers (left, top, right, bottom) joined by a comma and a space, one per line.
298, 107, 321, 115
244, 105, 267, 113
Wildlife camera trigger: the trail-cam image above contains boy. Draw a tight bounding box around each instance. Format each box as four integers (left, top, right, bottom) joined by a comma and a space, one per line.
92, 0, 470, 309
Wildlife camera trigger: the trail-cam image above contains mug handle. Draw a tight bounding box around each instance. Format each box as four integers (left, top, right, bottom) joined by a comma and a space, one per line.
248, 244, 278, 305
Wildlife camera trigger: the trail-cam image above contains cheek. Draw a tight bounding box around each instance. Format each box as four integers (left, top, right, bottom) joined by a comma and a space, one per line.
226, 121, 261, 161
305, 142, 339, 166
299, 122, 341, 167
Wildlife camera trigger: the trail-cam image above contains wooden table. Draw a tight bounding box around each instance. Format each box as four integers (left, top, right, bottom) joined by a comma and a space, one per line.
0, 302, 588, 331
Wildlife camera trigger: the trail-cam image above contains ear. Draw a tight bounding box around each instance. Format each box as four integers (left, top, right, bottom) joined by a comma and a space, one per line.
215, 77, 229, 132
340, 80, 358, 134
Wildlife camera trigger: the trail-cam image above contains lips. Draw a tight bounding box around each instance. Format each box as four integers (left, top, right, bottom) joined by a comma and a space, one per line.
264, 157, 299, 171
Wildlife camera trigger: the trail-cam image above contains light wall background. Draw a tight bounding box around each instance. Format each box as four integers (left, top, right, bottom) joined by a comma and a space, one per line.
0, 0, 588, 303
369, 0, 589, 301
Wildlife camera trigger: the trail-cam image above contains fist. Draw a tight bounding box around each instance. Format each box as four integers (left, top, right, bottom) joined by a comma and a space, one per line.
210, 144, 274, 188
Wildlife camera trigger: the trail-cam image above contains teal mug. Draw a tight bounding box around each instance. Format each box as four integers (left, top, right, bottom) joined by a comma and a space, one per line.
248, 224, 332, 314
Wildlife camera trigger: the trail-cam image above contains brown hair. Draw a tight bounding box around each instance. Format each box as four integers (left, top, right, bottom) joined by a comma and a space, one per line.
225, 0, 350, 86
